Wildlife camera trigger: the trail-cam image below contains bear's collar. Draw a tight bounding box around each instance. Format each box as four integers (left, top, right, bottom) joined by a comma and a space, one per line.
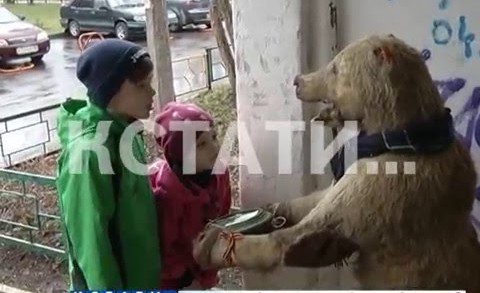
330, 108, 455, 182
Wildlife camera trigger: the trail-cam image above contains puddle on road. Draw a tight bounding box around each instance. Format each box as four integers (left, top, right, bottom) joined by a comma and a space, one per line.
1, 32, 217, 119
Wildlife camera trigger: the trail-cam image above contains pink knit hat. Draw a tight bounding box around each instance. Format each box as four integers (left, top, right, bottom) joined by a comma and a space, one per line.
154, 102, 214, 163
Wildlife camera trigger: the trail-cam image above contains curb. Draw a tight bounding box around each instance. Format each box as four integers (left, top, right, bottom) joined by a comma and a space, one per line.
0, 284, 32, 293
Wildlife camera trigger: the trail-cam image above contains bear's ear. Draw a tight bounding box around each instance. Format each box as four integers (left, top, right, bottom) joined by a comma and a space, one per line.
373, 46, 393, 63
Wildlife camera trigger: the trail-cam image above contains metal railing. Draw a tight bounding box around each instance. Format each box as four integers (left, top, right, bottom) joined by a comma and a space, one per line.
0, 103, 60, 169
173, 46, 228, 97
0, 168, 240, 258
0, 45, 229, 257
0, 168, 65, 258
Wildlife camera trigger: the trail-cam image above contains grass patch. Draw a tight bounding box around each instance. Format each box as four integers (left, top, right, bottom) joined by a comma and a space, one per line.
4, 4, 63, 35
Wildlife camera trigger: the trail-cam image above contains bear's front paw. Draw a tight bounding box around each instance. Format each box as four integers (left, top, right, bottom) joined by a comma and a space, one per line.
283, 229, 359, 268
193, 225, 224, 269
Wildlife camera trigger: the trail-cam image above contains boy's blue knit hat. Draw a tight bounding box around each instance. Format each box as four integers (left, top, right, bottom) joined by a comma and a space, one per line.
76, 39, 150, 108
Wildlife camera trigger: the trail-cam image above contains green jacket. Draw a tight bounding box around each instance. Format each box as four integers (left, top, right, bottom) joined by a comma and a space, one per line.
55, 98, 161, 290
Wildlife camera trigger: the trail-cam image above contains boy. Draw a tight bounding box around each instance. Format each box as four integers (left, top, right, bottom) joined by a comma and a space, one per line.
55, 39, 161, 290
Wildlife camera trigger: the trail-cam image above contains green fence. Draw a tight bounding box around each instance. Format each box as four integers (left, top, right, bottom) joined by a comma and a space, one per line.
0, 168, 66, 258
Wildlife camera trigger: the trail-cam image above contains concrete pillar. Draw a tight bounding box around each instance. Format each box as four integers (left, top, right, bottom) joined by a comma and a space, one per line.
233, 0, 358, 289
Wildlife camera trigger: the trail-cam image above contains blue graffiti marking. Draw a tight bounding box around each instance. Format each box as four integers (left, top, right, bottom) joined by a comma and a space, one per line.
434, 79, 480, 205
458, 16, 476, 58
421, 49, 432, 61
431, 16, 477, 59
434, 79, 480, 152
438, 0, 449, 10
473, 90, 480, 148
432, 19, 453, 45
434, 78, 466, 101
389, 2, 476, 59
457, 87, 480, 150
388, 0, 449, 9
473, 213, 480, 230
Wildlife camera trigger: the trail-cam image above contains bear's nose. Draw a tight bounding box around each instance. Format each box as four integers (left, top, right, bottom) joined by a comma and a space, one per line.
293, 75, 302, 87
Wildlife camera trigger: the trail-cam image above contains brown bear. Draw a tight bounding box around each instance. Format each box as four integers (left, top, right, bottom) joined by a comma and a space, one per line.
192, 34, 480, 290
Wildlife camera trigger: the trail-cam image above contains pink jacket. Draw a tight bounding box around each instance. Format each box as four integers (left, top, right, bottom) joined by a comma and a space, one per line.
149, 160, 232, 289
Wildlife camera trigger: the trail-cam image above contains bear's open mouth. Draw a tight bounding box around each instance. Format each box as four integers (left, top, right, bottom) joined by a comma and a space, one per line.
319, 99, 336, 108
312, 100, 341, 122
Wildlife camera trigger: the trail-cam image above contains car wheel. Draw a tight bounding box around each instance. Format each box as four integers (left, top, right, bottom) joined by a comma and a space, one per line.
115, 22, 129, 40
169, 10, 184, 32
169, 22, 182, 32
68, 20, 81, 38
31, 55, 44, 64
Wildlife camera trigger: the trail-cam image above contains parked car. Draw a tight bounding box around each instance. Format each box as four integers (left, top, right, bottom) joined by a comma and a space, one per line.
59, 0, 204, 40
166, 0, 211, 32
0, 6, 50, 65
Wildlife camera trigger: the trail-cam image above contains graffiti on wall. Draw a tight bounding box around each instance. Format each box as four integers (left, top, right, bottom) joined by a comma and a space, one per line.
389, 0, 449, 10
390, 0, 477, 60
433, 78, 480, 202
435, 79, 480, 199
421, 0, 480, 202
432, 15, 475, 59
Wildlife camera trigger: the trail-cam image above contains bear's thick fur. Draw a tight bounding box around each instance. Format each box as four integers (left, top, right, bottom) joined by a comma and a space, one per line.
193, 34, 480, 290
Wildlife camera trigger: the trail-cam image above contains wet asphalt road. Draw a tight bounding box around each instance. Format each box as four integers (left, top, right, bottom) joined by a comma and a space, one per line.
0, 29, 217, 119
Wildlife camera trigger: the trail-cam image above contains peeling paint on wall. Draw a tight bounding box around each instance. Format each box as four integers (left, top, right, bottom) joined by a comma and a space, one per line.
259, 55, 270, 73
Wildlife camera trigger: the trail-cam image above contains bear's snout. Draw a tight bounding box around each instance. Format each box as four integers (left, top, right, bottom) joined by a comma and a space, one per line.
293, 71, 328, 102
293, 74, 306, 100
293, 74, 303, 87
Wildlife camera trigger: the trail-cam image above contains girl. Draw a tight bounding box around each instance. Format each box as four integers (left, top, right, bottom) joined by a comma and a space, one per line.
149, 102, 232, 289
56, 39, 161, 290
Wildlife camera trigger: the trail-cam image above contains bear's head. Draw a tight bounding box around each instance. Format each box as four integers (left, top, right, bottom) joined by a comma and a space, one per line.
294, 34, 444, 134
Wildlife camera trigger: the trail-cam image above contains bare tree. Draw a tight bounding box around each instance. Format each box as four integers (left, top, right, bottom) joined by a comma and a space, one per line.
210, 0, 236, 104
146, 0, 175, 109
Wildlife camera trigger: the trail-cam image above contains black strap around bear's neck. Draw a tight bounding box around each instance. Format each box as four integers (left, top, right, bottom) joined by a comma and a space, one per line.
329, 108, 455, 182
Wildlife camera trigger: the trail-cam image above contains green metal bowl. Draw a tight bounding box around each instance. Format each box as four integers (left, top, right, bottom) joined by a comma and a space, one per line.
208, 208, 286, 235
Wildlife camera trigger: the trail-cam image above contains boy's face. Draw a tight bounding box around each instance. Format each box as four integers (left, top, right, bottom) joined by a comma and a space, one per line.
110, 73, 155, 119
195, 129, 220, 172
